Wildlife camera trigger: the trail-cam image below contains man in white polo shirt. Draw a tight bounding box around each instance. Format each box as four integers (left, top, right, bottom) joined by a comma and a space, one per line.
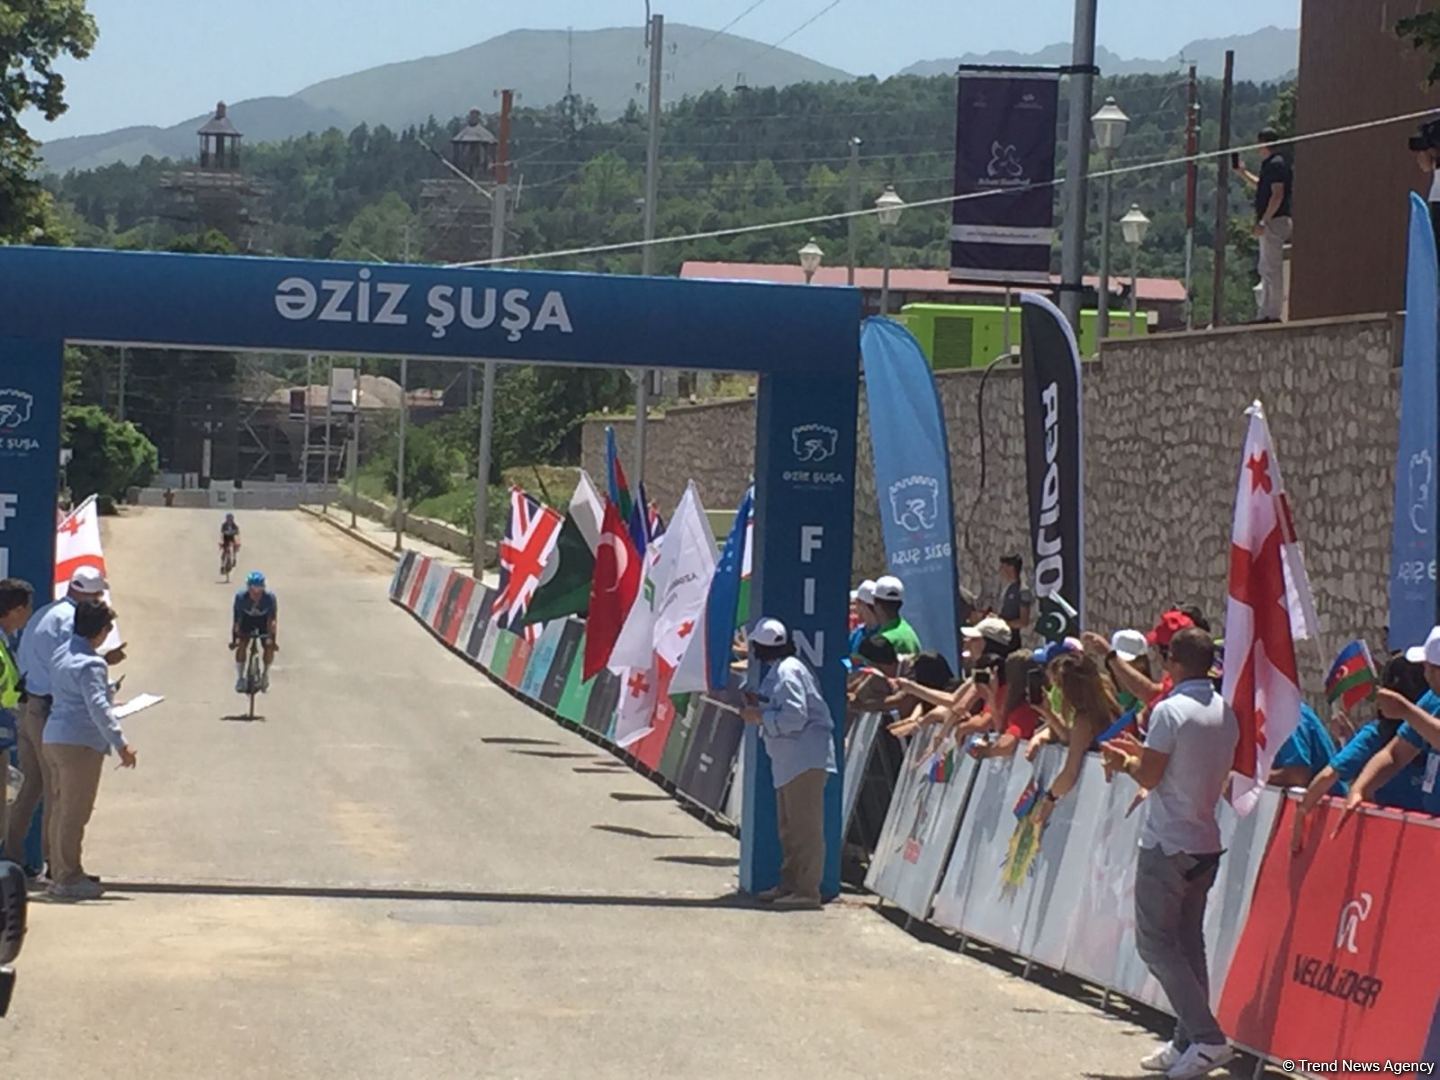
1101, 627, 1238, 1079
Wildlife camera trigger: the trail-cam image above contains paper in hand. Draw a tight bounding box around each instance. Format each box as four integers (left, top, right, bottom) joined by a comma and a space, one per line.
114, 693, 164, 720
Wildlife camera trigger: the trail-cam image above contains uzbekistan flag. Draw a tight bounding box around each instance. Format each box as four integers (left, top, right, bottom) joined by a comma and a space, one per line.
1325, 640, 1378, 711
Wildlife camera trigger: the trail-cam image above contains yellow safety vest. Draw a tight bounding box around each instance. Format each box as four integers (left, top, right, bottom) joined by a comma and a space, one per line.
0, 636, 19, 711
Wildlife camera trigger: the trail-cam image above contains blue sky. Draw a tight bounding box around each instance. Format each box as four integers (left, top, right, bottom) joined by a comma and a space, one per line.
38, 0, 1302, 139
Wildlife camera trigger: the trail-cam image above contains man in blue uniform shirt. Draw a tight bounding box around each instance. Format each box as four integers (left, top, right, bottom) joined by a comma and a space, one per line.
232, 571, 279, 692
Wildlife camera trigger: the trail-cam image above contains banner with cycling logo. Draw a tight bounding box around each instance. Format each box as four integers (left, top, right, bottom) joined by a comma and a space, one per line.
861, 317, 963, 669
1021, 293, 1084, 641
950, 69, 1060, 285
1219, 798, 1440, 1068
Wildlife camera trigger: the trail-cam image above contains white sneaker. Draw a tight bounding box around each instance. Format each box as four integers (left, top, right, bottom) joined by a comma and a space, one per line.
47, 878, 104, 902
1140, 1042, 1182, 1073
1167, 1042, 1235, 1079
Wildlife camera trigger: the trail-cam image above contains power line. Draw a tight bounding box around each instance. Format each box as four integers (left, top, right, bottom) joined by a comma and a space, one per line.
683, 0, 772, 58
752, 0, 844, 61
451, 104, 1440, 269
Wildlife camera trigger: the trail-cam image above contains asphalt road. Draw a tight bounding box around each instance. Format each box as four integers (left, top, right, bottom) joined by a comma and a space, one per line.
0, 508, 1202, 1079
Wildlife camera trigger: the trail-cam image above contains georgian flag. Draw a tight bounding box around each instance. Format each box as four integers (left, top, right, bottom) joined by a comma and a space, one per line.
55, 495, 121, 652
1222, 402, 1318, 814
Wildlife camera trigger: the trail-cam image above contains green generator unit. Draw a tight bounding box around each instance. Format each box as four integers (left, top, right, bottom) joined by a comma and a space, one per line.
898, 302, 1148, 369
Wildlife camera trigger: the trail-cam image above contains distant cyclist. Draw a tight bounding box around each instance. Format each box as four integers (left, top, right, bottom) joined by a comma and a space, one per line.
231, 571, 278, 692
219, 513, 240, 575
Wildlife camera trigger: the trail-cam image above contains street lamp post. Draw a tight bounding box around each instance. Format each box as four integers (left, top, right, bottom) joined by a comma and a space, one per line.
1091, 96, 1130, 341
875, 185, 904, 316
1120, 203, 1151, 332
798, 238, 824, 284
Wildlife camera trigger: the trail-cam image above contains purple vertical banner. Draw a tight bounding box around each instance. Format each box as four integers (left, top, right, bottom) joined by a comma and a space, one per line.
950, 70, 1060, 285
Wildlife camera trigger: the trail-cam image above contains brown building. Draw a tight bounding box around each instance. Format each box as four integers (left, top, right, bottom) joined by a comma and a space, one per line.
1290, 0, 1440, 319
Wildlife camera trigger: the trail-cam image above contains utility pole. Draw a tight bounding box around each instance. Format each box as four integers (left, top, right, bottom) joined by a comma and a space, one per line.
847, 136, 861, 286
1184, 64, 1199, 330
117, 347, 127, 422
302, 353, 313, 505
1058, 0, 1099, 333
321, 358, 333, 515
474, 88, 513, 578
395, 356, 408, 551
1211, 50, 1235, 327
635, 10, 664, 492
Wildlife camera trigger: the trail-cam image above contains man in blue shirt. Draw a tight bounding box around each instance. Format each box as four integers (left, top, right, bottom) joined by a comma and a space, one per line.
1366, 627, 1440, 814
44, 599, 137, 900
740, 617, 836, 911
5, 567, 115, 869
232, 571, 279, 692
1269, 705, 1342, 789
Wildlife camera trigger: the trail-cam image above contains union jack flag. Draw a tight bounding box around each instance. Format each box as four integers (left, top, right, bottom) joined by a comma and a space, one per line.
495, 488, 562, 643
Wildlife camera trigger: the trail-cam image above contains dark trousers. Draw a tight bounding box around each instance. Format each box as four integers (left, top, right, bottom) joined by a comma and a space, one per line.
1134, 845, 1225, 1048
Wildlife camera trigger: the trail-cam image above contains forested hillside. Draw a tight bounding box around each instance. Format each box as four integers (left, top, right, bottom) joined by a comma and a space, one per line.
47, 71, 1289, 322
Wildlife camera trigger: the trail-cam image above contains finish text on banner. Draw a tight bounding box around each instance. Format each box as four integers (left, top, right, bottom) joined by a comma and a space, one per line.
1020, 294, 1084, 640
861, 317, 962, 669
950, 70, 1060, 285
1388, 192, 1440, 652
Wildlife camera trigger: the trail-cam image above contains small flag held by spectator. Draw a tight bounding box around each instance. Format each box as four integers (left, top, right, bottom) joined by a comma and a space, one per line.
929, 748, 955, 784
1012, 775, 1042, 820
1325, 640, 1379, 710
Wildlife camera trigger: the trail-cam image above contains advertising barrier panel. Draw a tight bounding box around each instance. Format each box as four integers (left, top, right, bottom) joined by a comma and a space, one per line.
540, 619, 585, 709
658, 695, 699, 783
1219, 799, 1440, 1069
505, 636, 533, 688
520, 620, 565, 700
556, 641, 594, 725
865, 727, 978, 920
389, 550, 418, 601
842, 711, 882, 834
460, 585, 493, 660
405, 555, 432, 611
584, 669, 620, 737
676, 698, 745, 814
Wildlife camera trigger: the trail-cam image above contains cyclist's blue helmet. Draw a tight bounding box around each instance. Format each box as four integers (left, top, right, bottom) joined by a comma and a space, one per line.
246, 571, 266, 588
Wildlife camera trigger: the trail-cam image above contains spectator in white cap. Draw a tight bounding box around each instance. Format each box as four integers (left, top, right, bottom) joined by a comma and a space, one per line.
960, 615, 1017, 665
6, 565, 124, 875
739, 617, 836, 911
870, 575, 921, 657
1372, 626, 1440, 762
847, 579, 879, 658
1105, 628, 1153, 714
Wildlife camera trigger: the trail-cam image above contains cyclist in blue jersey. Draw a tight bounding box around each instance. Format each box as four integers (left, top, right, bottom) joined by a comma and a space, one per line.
231, 571, 278, 692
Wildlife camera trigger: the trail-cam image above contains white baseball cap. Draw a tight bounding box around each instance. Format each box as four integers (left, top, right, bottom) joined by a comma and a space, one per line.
749, 617, 789, 648
1406, 625, 1440, 666
873, 575, 905, 602
855, 579, 877, 606
1111, 629, 1149, 663
69, 566, 108, 595
962, 616, 1013, 647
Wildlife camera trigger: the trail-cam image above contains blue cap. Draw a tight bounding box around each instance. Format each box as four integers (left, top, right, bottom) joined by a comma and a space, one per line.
246, 571, 266, 588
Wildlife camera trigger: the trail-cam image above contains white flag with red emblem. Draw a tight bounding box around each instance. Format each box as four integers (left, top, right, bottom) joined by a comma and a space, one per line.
608, 484, 715, 747
1222, 402, 1315, 814
55, 496, 121, 651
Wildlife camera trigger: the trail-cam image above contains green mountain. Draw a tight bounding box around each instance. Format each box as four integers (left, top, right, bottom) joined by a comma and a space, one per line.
40, 24, 852, 175
904, 26, 1299, 84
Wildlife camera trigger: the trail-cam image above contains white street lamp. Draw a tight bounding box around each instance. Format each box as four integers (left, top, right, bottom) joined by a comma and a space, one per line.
1120, 203, 1151, 329
1091, 96, 1130, 340
798, 238, 824, 284
875, 185, 905, 315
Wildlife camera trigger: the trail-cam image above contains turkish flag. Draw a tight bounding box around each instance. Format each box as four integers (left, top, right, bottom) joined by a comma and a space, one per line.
1223, 403, 1305, 814
582, 501, 640, 680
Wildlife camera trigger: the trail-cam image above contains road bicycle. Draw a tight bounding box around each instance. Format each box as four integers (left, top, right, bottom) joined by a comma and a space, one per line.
219, 540, 239, 582
231, 630, 270, 720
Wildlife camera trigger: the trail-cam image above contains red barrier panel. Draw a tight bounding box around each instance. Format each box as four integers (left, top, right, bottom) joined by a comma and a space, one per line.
1218, 797, 1440, 1072
405, 555, 432, 612
505, 637, 533, 689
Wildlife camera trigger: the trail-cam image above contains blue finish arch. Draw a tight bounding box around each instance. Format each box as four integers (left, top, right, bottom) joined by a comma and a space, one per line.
0, 247, 861, 898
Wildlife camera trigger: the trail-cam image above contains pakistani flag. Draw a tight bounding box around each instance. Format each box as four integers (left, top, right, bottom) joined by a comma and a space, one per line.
522, 470, 605, 626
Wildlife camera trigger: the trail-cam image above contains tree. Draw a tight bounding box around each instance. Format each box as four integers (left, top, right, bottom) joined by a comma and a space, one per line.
1398, 11, 1440, 85
65, 404, 158, 502
333, 192, 420, 262
0, 1, 96, 241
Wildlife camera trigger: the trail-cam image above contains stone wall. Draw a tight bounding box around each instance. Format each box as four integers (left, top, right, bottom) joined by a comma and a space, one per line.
583, 314, 1403, 670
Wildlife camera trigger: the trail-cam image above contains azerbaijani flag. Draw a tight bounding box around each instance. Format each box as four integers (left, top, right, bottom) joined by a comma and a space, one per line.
1325, 640, 1379, 711
605, 427, 635, 522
